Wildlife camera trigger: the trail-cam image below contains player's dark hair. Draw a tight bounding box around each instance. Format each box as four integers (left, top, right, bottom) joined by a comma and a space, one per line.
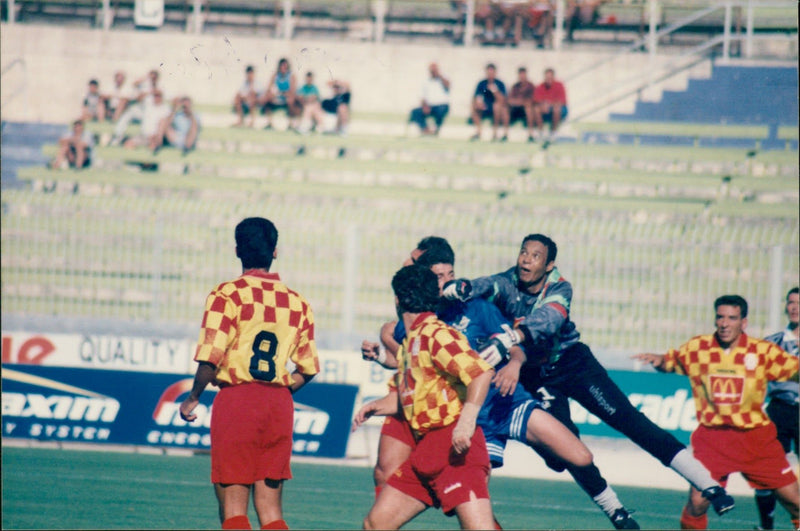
392, 265, 440, 314
235, 217, 278, 270
521, 234, 557, 263
416, 236, 455, 265
788, 287, 799, 300
414, 245, 454, 269
245, 65, 254, 73
714, 295, 748, 318
486, 63, 496, 70
89, 79, 99, 86
518, 66, 527, 73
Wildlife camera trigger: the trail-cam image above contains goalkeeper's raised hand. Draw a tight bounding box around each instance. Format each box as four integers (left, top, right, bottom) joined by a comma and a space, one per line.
442, 278, 472, 301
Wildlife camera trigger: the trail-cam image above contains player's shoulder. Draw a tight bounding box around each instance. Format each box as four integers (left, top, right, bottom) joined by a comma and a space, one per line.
764, 330, 784, 345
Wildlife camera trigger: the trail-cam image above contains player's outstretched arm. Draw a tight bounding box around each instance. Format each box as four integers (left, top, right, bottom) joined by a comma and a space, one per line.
631, 353, 667, 371
180, 361, 216, 422
351, 392, 399, 432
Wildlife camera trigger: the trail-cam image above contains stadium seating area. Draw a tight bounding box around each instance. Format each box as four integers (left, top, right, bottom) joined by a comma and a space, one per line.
2, 85, 797, 356
3, 0, 797, 47
578, 64, 799, 149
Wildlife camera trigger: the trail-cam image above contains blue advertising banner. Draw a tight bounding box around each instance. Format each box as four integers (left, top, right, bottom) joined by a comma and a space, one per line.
568, 369, 698, 445
1, 364, 358, 458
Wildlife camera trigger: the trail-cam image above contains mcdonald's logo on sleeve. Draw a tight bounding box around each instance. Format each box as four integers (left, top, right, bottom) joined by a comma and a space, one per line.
709, 375, 744, 405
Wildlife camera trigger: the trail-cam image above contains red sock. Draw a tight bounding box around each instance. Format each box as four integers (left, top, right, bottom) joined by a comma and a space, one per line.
261, 519, 289, 530
374, 485, 382, 500
792, 518, 799, 530
493, 516, 503, 530
679, 506, 708, 530
222, 515, 252, 530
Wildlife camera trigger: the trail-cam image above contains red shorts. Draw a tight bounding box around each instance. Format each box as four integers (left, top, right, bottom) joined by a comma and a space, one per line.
210, 383, 294, 484
387, 424, 490, 515
381, 412, 416, 447
691, 423, 798, 490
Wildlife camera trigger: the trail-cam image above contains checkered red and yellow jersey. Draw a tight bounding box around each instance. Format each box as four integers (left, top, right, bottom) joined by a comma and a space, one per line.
194, 269, 319, 386
663, 333, 799, 429
388, 312, 492, 434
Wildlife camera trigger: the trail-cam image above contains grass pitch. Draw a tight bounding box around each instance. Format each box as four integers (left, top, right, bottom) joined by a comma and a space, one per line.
2, 446, 791, 530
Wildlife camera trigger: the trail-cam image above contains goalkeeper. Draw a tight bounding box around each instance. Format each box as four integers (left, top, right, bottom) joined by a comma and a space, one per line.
443, 233, 738, 523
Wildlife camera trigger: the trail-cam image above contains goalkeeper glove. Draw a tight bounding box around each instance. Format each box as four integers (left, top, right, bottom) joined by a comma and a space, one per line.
492, 323, 524, 350
452, 402, 480, 454
478, 337, 508, 367
442, 278, 472, 301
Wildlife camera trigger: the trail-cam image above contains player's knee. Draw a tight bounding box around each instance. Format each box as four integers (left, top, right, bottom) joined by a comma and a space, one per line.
574, 446, 593, 468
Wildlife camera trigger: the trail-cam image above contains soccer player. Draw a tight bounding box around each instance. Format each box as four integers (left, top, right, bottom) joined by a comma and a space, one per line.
444, 234, 738, 522
634, 295, 800, 530
179, 217, 320, 530
359, 236, 455, 497
362, 242, 638, 529
753, 287, 799, 530
353, 264, 496, 529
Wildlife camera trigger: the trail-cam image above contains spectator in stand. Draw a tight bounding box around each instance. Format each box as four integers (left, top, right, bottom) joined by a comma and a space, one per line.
232, 65, 260, 128
533, 67, 568, 147
507, 66, 536, 142
152, 96, 201, 155
297, 71, 325, 134
470, 63, 509, 142
121, 89, 172, 150
566, 0, 608, 42
529, 0, 554, 48
496, 0, 532, 47
49, 119, 95, 170
82, 79, 105, 122
109, 68, 160, 146
102, 71, 135, 123
408, 62, 450, 136
321, 79, 351, 135
260, 57, 301, 131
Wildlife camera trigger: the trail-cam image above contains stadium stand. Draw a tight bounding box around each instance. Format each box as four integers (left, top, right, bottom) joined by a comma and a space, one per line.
1, 3, 797, 357
0, 122, 65, 189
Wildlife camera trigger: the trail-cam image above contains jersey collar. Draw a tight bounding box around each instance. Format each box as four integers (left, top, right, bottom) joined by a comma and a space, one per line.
242, 269, 280, 281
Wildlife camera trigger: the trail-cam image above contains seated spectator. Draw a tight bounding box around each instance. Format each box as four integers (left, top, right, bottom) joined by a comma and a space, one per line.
533, 67, 568, 146
321, 79, 351, 135
496, 0, 532, 47
232, 65, 259, 128
152, 96, 201, 155
297, 71, 325, 134
409, 62, 450, 136
469, 63, 508, 141
260, 58, 301, 131
566, 0, 608, 42
102, 71, 135, 123
109, 68, 160, 146
528, 0, 554, 48
82, 79, 105, 122
49, 119, 95, 170
121, 89, 172, 150
507, 66, 536, 142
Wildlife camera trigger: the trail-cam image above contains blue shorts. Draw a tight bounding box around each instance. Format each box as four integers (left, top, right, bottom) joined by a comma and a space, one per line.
541, 105, 568, 122
478, 382, 543, 468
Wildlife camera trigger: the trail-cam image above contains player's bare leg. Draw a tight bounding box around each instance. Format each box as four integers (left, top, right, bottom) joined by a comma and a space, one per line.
363, 485, 426, 529
525, 409, 593, 467
221, 483, 253, 529
454, 495, 496, 530
253, 478, 287, 529
373, 435, 412, 498
774, 480, 800, 528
